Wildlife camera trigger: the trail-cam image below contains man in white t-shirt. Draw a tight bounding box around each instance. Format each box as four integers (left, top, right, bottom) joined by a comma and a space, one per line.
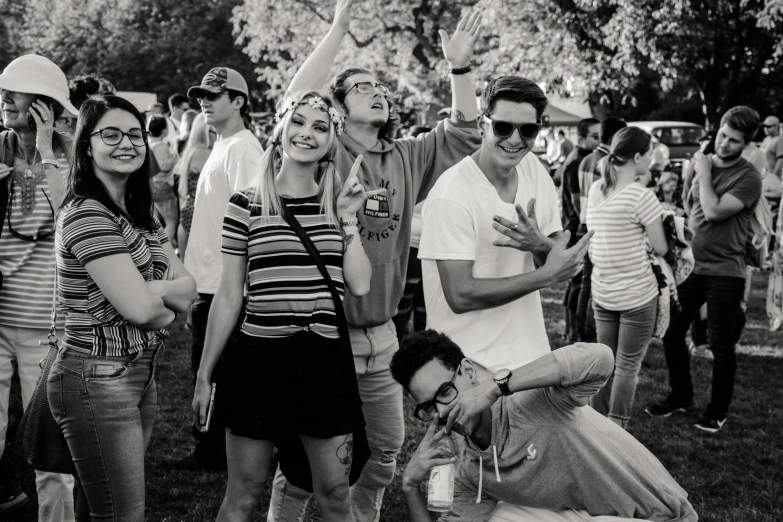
419, 76, 592, 373
165, 67, 264, 471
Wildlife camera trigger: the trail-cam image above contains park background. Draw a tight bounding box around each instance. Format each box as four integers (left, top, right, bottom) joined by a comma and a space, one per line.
2, 0, 783, 520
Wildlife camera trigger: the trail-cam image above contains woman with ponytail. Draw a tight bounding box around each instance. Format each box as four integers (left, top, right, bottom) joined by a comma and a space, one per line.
586, 126, 669, 428
191, 90, 380, 521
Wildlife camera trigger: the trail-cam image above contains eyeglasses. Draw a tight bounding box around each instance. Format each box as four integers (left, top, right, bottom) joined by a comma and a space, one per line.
483, 116, 541, 140
346, 81, 391, 97
413, 369, 459, 422
6, 179, 55, 242
197, 91, 228, 103
90, 127, 149, 147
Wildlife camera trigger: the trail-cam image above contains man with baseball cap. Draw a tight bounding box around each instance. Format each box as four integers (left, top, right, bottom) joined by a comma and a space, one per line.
761, 115, 782, 176
164, 67, 263, 471
0, 54, 76, 521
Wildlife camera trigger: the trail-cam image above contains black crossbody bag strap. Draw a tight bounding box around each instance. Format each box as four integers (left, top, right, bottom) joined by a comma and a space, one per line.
278, 200, 353, 352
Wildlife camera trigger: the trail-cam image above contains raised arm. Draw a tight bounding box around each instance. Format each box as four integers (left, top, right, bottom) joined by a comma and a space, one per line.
288, 0, 353, 93
696, 153, 758, 222
439, 10, 483, 124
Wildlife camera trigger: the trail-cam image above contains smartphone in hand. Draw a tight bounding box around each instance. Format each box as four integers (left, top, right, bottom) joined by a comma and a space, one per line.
201, 383, 217, 432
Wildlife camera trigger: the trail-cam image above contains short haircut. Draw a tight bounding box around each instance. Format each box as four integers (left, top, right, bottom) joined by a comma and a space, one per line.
558, 130, 565, 137
146, 115, 168, 138
720, 106, 761, 144
390, 330, 465, 392
480, 76, 548, 120
600, 117, 627, 145
227, 89, 250, 119
168, 93, 188, 109
576, 118, 600, 139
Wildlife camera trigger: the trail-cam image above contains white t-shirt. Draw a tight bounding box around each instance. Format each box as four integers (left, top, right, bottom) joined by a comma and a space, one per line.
419, 155, 562, 372
185, 129, 264, 294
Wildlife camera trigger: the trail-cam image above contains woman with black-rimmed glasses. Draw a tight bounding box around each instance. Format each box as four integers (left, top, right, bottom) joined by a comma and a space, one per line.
49, 94, 197, 521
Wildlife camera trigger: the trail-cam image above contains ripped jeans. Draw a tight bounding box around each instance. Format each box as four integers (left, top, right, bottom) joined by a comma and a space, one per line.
267, 320, 405, 522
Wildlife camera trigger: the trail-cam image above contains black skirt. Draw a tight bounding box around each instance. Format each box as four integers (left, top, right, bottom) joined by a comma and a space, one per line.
224, 329, 361, 440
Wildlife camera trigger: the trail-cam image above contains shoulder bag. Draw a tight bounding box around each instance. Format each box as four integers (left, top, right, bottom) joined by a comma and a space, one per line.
275, 199, 370, 493
14, 265, 76, 474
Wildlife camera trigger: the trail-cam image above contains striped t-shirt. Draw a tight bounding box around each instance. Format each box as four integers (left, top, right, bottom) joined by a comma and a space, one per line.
222, 192, 345, 339
586, 181, 663, 311
56, 199, 170, 356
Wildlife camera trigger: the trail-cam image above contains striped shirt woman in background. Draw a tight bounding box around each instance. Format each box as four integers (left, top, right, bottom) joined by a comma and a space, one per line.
585, 126, 669, 428
192, 90, 377, 522
50, 95, 197, 520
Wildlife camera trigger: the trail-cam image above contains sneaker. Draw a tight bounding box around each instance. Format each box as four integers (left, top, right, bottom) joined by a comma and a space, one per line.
0, 484, 30, 515
694, 415, 727, 434
645, 397, 696, 417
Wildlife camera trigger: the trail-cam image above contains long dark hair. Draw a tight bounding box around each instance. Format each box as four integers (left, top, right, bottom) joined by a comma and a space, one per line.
62, 95, 155, 230
330, 67, 400, 140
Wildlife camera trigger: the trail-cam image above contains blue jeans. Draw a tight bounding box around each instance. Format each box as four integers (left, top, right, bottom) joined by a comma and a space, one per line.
591, 296, 658, 428
267, 320, 405, 522
47, 344, 164, 522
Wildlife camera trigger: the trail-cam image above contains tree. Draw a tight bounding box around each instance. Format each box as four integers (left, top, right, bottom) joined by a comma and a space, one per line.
15, 0, 268, 108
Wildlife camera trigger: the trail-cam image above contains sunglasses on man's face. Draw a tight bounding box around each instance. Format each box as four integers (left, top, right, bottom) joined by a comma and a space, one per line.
483, 116, 541, 140
198, 91, 228, 103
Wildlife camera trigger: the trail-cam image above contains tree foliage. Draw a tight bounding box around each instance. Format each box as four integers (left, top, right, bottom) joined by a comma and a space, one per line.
13, 0, 266, 107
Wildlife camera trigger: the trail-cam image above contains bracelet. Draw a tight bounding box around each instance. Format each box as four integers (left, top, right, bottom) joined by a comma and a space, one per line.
341, 218, 358, 228
41, 159, 59, 167
449, 63, 472, 76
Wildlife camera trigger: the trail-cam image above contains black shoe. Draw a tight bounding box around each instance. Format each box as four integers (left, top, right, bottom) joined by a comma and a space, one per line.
0, 484, 30, 515
645, 397, 696, 417
162, 451, 226, 471
694, 415, 727, 434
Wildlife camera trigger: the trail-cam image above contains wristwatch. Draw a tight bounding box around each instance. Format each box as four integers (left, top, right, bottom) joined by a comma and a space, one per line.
493, 368, 513, 396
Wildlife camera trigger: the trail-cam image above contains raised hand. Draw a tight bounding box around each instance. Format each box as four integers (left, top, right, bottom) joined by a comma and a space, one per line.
336, 154, 386, 217
439, 9, 483, 68
492, 198, 550, 254
542, 230, 593, 284
27, 100, 56, 158
693, 151, 713, 176
441, 378, 500, 436
332, 0, 354, 34
401, 415, 456, 489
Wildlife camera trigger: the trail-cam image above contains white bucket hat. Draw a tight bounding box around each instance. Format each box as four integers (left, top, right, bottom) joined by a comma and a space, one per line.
0, 54, 78, 116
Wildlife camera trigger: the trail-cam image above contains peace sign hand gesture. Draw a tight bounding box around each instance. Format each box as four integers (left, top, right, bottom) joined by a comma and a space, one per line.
492, 198, 549, 254
336, 155, 386, 217
439, 9, 483, 68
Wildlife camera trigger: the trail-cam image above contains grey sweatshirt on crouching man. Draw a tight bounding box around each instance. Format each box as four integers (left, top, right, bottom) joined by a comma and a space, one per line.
441, 343, 698, 522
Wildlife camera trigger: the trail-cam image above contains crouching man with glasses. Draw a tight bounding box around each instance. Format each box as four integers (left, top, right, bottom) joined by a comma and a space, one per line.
418, 76, 592, 379
391, 330, 699, 522
0, 55, 77, 521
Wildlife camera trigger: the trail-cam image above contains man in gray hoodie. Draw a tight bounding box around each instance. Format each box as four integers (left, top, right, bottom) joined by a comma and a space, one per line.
391, 330, 698, 522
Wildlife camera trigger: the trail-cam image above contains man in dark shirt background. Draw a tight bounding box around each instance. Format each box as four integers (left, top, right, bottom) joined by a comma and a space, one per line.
561, 118, 600, 341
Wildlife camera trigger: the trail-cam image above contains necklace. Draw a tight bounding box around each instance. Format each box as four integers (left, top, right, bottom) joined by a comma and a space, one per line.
13, 148, 44, 216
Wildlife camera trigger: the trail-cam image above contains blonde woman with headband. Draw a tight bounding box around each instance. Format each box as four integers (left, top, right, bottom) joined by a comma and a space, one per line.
585, 126, 669, 428
174, 112, 215, 258
192, 90, 381, 521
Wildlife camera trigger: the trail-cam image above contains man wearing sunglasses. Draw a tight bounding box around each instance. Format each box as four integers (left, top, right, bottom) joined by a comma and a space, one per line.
760, 115, 782, 176
163, 67, 263, 472
0, 54, 77, 521
391, 330, 698, 522
267, 2, 483, 520
418, 76, 592, 381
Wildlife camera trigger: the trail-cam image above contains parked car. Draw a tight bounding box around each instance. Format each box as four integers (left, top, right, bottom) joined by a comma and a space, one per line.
627, 121, 705, 174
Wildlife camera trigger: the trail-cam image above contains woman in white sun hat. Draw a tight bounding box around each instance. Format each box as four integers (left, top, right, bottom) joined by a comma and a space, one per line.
0, 54, 77, 522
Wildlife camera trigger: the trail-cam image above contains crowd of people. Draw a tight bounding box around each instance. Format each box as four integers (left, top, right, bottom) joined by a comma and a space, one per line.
0, 0, 779, 521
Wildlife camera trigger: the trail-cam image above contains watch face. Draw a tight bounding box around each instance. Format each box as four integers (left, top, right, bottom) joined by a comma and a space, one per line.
494, 369, 511, 381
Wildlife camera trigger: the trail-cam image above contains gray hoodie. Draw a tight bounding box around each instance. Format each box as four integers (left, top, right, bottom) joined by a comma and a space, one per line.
441, 343, 698, 522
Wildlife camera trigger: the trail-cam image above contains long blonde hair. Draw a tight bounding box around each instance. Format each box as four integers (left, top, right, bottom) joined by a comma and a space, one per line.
246, 90, 343, 229
600, 126, 651, 195
175, 112, 212, 177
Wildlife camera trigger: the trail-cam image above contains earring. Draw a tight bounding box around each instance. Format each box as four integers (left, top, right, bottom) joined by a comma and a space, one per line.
87, 149, 92, 157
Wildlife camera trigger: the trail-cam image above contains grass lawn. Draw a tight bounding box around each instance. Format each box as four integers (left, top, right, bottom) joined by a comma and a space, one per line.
6, 272, 783, 521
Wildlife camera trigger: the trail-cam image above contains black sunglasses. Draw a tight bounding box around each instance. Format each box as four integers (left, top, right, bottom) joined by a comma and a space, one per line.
6, 180, 55, 242
483, 116, 541, 140
413, 369, 459, 422
197, 91, 228, 103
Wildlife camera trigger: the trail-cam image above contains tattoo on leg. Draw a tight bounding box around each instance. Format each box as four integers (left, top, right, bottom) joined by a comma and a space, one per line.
451, 109, 466, 123
336, 435, 353, 475
343, 233, 355, 253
